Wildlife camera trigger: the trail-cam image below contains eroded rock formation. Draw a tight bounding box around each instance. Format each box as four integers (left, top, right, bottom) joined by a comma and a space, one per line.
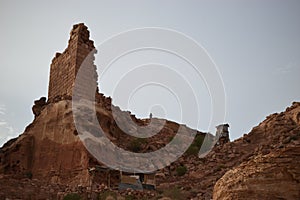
156, 102, 300, 199
0, 23, 204, 199
32, 97, 47, 117
0, 23, 299, 199
1, 100, 90, 186
213, 146, 300, 199
213, 102, 300, 200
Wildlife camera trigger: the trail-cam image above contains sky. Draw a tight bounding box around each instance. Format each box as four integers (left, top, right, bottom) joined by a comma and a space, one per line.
0, 0, 300, 147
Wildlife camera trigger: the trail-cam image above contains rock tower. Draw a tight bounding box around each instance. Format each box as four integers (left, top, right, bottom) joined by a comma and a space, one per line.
48, 23, 98, 102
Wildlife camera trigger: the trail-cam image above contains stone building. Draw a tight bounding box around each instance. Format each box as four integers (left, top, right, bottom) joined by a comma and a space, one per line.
216, 124, 230, 145
48, 23, 98, 102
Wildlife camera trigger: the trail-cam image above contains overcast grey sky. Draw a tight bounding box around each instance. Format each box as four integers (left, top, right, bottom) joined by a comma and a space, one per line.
0, 0, 300, 146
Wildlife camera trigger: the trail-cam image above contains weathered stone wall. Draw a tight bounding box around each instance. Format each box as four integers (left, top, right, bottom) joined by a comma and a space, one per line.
48, 23, 98, 101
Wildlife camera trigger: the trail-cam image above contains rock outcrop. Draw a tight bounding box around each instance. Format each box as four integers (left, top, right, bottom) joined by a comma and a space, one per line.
213, 102, 300, 200
213, 146, 300, 199
0, 95, 200, 199
1, 100, 90, 186
32, 97, 47, 117
156, 102, 300, 199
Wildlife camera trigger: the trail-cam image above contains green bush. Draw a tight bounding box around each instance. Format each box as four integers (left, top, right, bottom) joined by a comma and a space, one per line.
194, 135, 204, 147
185, 145, 199, 155
184, 135, 205, 156
129, 138, 146, 152
63, 193, 81, 200
176, 165, 187, 176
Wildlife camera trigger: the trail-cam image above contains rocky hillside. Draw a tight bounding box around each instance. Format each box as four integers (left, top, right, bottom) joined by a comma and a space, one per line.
0, 23, 207, 199
0, 93, 206, 199
1, 99, 298, 200
0, 23, 299, 199
213, 146, 300, 199
213, 102, 300, 200
156, 102, 300, 199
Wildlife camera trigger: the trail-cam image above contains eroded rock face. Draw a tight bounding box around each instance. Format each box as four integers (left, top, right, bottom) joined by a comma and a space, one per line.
0, 100, 90, 186
0, 94, 198, 199
32, 97, 47, 117
157, 102, 300, 199
213, 102, 300, 200
213, 146, 300, 200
